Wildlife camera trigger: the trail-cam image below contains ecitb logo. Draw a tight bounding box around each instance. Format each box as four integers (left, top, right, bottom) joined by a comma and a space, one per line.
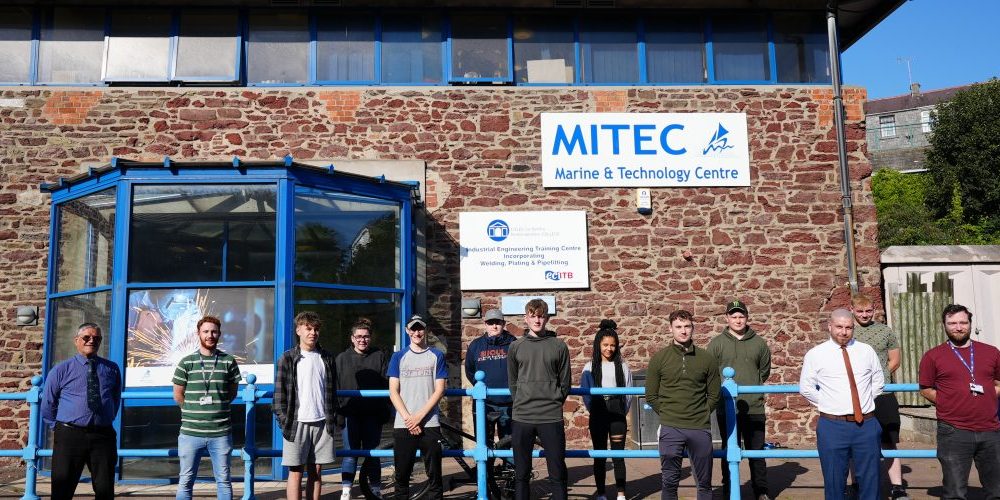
487, 219, 509, 242
544, 270, 574, 281
702, 123, 735, 155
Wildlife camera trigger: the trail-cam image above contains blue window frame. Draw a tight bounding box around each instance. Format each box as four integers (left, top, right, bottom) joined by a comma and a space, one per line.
580, 14, 639, 84
380, 12, 444, 84
104, 9, 172, 82
173, 9, 241, 82
316, 11, 376, 84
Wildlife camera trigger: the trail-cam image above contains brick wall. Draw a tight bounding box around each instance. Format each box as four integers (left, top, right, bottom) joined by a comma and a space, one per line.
0, 85, 879, 453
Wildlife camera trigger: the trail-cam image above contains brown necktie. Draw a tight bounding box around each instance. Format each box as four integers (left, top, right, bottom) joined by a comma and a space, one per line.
841, 345, 864, 424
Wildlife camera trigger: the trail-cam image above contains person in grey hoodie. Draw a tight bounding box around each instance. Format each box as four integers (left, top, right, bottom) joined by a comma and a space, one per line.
706, 299, 772, 500
507, 299, 571, 500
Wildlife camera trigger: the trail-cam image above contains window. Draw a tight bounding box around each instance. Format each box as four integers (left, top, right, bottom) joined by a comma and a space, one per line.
773, 12, 830, 83
294, 288, 400, 353
129, 184, 277, 283
646, 14, 706, 83
712, 14, 770, 81
316, 12, 376, 83
48, 291, 112, 370
38, 8, 106, 84
295, 189, 401, 288
248, 11, 309, 84
879, 115, 896, 138
381, 12, 442, 84
174, 10, 240, 81
580, 15, 639, 84
0, 7, 33, 83
450, 13, 510, 82
56, 188, 115, 292
513, 14, 575, 84
921, 109, 933, 133
105, 10, 171, 81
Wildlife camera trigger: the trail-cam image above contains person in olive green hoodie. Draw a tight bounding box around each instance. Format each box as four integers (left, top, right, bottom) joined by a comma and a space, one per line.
707, 299, 772, 500
646, 309, 720, 500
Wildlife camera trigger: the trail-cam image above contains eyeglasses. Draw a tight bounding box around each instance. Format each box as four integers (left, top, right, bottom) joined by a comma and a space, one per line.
485, 321, 505, 326
79, 335, 103, 343
353, 335, 371, 341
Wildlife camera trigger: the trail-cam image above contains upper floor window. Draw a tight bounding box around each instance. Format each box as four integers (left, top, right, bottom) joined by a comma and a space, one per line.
580, 14, 638, 84
712, 14, 770, 82
381, 12, 443, 84
248, 11, 309, 85
773, 12, 830, 83
38, 8, 105, 84
174, 10, 240, 82
105, 10, 172, 82
513, 14, 574, 84
450, 13, 510, 82
646, 14, 707, 83
921, 109, 933, 133
0, 8, 33, 84
879, 115, 897, 138
317, 12, 376, 83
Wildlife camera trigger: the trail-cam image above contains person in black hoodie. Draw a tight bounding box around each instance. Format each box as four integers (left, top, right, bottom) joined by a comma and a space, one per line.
507, 299, 571, 500
335, 317, 391, 500
464, 309, 518, 447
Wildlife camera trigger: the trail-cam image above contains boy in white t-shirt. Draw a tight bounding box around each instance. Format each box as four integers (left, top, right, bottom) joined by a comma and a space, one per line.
274, 312, 339, 500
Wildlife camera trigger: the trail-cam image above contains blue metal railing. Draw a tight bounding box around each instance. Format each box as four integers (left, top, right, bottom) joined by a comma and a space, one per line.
2, 368, 934, 500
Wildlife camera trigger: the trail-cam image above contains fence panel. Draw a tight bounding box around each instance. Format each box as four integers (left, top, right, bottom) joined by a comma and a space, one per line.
893, 271, 952, 405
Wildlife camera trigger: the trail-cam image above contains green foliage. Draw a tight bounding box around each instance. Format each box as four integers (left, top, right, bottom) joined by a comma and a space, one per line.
873, 79, 1000, 247
925, 78, 1000, 223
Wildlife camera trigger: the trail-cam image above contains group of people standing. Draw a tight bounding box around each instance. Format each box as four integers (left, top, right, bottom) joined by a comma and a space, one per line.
35, 294, 1000, 500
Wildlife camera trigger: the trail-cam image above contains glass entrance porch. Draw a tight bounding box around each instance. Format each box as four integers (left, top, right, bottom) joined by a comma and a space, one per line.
42, 158, 417, 480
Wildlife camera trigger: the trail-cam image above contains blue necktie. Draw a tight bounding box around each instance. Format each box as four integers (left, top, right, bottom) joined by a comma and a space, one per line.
87, 359, 101, 415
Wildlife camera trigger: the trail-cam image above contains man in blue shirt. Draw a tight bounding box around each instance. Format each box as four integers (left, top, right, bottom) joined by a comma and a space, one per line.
41, 322, 122, 500
464, 309, 517, 446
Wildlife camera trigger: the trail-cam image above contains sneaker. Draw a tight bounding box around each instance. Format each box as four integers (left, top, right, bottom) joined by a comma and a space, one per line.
340, 489, 352, 500
890, 486, 910, 500
616, 495, 626, 500
370, 486, 381, 498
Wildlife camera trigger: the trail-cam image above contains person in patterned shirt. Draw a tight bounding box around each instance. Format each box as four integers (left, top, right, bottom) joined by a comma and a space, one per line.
172, 316, 242, 500
851, 294, 908, 500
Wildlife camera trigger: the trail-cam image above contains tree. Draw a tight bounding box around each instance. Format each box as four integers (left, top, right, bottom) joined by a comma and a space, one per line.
871, 169, 943, 247
925, 78, 1000, 233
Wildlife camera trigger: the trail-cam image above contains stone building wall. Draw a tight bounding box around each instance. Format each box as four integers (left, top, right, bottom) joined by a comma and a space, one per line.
0, 85, 879, 454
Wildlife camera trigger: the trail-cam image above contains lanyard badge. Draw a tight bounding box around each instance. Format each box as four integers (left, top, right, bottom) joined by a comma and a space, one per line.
948, 342, 983, 396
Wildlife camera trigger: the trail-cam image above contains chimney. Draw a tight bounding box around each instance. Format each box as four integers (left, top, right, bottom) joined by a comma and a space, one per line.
910, 82, 921, 96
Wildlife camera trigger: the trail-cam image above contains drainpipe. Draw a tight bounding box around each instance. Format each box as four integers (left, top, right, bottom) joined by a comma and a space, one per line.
827, 1, 860, 293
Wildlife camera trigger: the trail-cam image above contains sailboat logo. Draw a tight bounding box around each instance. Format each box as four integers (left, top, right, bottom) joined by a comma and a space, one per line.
702, 123, 735, 155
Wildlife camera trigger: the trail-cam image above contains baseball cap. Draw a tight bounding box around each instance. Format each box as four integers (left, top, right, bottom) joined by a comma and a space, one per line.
726, 299, 748, 315
406, 314, 427, 330
483, 309, 504, 323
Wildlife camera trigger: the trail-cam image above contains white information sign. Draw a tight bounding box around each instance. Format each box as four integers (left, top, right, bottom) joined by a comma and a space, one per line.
541, 112, 750, 188
460, 211, 589, 290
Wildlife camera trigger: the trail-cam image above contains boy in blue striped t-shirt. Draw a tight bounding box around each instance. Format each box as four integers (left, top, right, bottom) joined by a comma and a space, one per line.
172, 316, 242, 500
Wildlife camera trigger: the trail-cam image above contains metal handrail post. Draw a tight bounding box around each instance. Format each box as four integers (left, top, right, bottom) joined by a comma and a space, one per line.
721, 368, 741, 500
241, 375, 258, 500
21, 376, 42, 500
472, 371, 489, 500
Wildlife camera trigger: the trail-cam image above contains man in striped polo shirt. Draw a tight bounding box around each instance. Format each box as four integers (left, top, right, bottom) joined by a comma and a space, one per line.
172, 315, 243, 500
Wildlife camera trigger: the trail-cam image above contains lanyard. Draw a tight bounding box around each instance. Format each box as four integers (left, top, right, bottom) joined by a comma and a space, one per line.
199, 352, 220, 389
948, 341, 976, 383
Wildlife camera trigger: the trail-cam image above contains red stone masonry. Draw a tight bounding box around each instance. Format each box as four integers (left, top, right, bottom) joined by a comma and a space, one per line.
0, 85, 878, 451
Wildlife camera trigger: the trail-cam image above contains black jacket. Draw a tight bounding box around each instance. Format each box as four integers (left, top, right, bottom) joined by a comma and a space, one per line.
335, 346, 392, 423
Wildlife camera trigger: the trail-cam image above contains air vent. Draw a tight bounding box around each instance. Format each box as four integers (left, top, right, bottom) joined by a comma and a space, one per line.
587, 0, 615, 7
270, 0, 300, 6
554, 0, 584, 7
310, 0, 342, 5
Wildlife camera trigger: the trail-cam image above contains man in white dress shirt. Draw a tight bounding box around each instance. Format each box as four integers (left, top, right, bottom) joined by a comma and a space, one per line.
800, 308, 885, 500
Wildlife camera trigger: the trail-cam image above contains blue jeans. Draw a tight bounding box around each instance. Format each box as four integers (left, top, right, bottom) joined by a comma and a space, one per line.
341, 416, 384, 486
176, 433, 233, 500
937, 421, 1000, 500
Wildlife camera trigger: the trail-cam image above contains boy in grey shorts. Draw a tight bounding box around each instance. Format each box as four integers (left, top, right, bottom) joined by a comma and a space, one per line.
274, 312, 339, 499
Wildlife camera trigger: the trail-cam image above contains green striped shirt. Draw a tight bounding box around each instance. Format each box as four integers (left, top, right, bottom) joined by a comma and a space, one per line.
172, 351, 242, 437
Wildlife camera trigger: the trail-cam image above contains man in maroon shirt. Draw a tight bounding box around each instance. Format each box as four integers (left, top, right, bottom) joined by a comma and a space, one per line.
918, 304, 1000, 499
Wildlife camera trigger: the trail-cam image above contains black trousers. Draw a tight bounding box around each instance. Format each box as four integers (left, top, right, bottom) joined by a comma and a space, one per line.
717, 411, 768, 496
511, 420, 567, 500
590, 411, 627, 494
50, 423, 117, 500
392, 426, 443, 500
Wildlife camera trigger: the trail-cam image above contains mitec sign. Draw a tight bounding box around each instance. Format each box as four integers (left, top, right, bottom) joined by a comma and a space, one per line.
541, 112, 750, 188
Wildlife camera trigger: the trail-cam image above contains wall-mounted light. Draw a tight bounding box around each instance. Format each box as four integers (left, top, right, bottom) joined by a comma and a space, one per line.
461, 298, 482, 319
16, 306, 38, 326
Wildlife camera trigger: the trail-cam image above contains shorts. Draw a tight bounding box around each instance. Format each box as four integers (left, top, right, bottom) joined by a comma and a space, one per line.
874, 393, 901, 444
282, 420, 336, 466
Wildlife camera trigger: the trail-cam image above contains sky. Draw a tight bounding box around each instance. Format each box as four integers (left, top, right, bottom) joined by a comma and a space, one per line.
842, 0, 1000, 99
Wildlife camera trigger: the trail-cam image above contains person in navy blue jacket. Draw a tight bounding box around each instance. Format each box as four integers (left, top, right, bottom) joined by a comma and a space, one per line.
464, 309, 518, 446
